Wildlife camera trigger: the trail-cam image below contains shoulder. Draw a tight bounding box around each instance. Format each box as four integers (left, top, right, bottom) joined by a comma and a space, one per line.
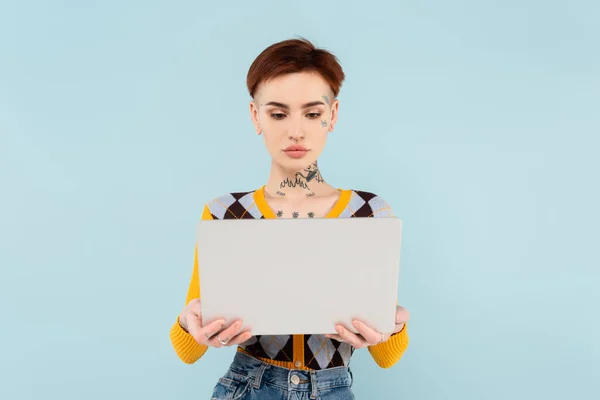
202, 189, 262, 220
345, 189, 395, 218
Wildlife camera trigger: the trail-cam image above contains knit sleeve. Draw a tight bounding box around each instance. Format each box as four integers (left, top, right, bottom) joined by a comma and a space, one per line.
169, 204, 213, 364
367, 195, 410, 368
367, 324, 410, 368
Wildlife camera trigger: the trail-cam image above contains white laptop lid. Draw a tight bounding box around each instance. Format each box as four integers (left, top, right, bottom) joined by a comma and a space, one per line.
196, 217, 402, 336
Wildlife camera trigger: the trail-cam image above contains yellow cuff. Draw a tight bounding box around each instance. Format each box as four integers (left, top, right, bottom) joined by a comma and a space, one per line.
169, 317, 209, 364
367, 324, 410, 369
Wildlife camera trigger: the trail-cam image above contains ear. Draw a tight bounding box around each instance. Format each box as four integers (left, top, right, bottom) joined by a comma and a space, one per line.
249, 100, 261, 134
328, 98, 339, 132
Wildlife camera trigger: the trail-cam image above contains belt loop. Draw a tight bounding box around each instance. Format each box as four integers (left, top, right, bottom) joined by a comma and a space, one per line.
253, 363, 267, 389
309, 371, 318, 399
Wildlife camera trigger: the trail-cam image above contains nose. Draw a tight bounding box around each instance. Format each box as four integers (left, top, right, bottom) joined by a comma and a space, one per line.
287, 121, 304, 140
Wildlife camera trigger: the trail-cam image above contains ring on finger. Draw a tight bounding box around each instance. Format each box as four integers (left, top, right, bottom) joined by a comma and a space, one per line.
218, 337, 230, 345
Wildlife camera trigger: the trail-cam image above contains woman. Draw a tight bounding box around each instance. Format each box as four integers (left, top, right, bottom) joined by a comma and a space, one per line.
170, 38, 411, 399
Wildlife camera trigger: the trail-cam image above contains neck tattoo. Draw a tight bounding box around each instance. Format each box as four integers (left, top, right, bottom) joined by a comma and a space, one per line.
295, 162, 325, 184
280, 176, 310, 190
278, 162, 325, 196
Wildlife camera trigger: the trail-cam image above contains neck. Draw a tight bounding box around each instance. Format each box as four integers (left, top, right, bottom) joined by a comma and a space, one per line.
264, 160, 330, 200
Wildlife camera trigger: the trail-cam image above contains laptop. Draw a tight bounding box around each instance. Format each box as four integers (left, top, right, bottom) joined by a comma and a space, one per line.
196, 217, 403, 336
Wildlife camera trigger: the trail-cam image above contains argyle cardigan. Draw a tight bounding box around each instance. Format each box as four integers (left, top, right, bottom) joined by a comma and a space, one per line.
170, 186, 409, 370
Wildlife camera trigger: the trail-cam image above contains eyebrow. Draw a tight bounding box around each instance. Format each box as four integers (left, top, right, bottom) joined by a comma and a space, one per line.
263, 101, 325, 109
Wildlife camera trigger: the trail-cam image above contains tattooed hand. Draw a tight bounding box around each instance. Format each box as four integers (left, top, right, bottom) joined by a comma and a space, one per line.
324, 305, 410, 348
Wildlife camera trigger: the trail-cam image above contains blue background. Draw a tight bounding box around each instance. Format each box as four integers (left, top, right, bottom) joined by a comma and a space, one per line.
1, 1, 598, 399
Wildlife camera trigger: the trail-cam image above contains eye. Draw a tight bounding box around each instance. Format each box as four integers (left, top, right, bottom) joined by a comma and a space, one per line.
270, 113, 286, 120
306, 113, 321, 119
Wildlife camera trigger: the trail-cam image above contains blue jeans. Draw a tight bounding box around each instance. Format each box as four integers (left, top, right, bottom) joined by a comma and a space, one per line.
210, 351, 355, 400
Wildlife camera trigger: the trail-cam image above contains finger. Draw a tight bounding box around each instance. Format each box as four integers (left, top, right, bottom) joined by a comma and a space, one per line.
393, 323, 405, 334
193, 318, 225, 344
395, 307, 410, 324
224, 330, 253, 347
336, 325, 368, 348
189, 300, 203, 318
352, 320, 381, 345
324, 334, 345, 342
210, 320, 243, 347
184, 300, 204, 330
188, 298, 201, 306
219, 320, 243, 341
186, 313, 204, 336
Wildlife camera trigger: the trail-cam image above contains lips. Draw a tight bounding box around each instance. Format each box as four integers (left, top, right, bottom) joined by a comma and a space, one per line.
283, 145, 309, 159
284, 145, 308, 152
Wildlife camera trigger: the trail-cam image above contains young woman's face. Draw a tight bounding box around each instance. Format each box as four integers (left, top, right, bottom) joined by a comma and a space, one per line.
250, 71, 339, 170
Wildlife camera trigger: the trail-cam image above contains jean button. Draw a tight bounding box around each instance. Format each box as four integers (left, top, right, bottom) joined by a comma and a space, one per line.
291, 375, 300, 385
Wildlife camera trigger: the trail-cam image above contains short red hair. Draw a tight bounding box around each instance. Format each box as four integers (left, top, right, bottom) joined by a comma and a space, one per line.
246, 37, 345, 99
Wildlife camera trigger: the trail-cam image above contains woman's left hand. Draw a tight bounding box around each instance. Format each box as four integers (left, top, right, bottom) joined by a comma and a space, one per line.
325, 306, 410, 348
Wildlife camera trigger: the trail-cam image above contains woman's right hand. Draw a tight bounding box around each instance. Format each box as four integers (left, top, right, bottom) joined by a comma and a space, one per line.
178, 298, 253, 348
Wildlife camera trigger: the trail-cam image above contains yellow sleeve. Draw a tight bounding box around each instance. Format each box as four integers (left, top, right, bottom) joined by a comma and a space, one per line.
367, 200, 410, 368
169, 204, 213, 364
367, 323, 410, 368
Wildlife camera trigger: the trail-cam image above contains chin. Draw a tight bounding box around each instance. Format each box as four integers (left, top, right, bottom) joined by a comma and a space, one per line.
275, 155, 317, 171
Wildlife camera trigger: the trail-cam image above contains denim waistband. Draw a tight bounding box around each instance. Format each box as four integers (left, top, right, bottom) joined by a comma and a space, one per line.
226, 350, 353, 396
